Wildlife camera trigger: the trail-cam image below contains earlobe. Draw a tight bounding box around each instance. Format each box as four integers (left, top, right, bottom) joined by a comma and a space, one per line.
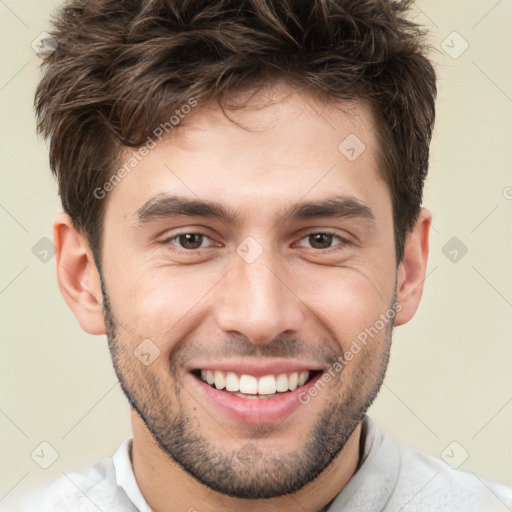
53, 214, 106, 335
394, 208, 432, 326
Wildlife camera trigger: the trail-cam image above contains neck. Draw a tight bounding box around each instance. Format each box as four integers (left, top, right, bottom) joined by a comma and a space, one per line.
131, 412, 363, 512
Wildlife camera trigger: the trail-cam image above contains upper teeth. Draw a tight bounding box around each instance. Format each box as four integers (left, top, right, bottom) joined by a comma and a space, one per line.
200, 370, 310, 394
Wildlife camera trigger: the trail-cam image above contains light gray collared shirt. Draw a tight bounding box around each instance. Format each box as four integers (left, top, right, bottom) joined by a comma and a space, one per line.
3, 416, 511, 511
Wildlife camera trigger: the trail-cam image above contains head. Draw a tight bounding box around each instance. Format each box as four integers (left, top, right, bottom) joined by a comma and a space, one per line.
37, 0, 435, 501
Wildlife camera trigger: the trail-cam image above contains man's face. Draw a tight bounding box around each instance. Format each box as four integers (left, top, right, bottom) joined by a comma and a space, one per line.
99, 87, 398, 498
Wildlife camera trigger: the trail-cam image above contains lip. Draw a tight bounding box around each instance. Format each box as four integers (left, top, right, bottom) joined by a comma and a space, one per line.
188, 370, 323, 425
186, 358, 327, 378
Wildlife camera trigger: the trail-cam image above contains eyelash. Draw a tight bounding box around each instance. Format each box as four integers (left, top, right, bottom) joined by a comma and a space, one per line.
161, 230, 347, 253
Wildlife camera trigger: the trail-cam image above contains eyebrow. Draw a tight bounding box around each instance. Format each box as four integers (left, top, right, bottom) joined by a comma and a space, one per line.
134, 193, 376, 226
280, 195, 375, 223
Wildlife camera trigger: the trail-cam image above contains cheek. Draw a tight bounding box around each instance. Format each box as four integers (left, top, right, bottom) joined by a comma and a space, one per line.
296, 266, 394, 352
107, 265, 221, 351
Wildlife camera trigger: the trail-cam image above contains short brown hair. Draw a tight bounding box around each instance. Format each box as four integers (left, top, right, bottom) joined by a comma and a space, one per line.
35, 0, 436, 264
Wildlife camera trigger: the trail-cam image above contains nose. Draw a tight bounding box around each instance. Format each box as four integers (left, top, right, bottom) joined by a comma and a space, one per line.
215, 248, 306, 345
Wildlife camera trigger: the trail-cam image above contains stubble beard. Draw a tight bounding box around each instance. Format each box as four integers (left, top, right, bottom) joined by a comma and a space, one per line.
101, 279, 393, 499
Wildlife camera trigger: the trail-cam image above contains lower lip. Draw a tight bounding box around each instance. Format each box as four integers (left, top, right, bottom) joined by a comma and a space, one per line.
189, 372, 323, 425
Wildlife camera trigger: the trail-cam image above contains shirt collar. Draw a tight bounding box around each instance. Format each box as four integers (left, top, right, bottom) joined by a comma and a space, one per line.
326, 416, 401, 511
113, 437, 153, 512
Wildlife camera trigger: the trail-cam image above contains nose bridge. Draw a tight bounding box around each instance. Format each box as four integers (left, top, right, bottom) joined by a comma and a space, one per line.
215, 243, 304, 344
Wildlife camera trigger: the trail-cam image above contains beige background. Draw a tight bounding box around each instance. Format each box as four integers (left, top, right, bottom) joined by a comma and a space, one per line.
1, 0, 511, 502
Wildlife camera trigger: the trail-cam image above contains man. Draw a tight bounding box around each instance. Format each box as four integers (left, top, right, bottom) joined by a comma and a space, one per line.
4, 0, 511, 510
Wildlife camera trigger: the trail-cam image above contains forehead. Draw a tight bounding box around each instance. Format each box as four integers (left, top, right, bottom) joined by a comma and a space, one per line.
166, 87, 378, 169
106, 86, 389, 223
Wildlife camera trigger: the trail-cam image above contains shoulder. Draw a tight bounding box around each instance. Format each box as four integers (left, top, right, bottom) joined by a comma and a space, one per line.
0, 456, 136, 512
391, 435, 512, 511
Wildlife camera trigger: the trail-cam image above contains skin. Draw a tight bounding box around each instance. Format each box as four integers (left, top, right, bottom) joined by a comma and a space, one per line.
54, 84, 431, 512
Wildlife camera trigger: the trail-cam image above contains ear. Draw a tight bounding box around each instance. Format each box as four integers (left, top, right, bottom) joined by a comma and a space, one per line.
53, 213, 106, 335
394, 208, 432, 326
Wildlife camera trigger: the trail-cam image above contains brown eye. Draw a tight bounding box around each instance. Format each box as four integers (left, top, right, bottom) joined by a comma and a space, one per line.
308, 233, 335, 249
178, 233, 205, 249
296, 231, 346, 251
166, 233, 210, 250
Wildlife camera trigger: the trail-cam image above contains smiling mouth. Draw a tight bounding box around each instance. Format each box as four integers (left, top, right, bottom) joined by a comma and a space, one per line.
191, 369, 322, 399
